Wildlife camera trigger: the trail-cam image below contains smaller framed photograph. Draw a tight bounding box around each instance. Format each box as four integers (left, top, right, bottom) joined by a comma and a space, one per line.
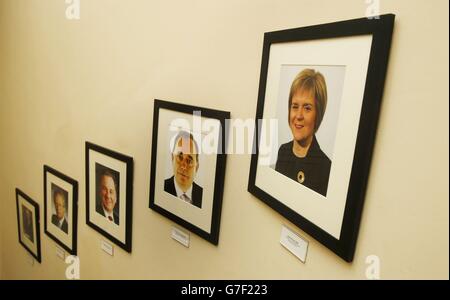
86, 142, 133, 252
44, 165, 78, 255
16, 188, 41, 263
149, 99, 229, 245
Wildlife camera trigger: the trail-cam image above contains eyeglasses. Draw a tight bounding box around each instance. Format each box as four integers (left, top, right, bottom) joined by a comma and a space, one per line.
174, 152, 196, 167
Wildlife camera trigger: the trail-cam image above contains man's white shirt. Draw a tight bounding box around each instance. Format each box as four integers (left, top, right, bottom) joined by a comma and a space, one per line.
103, 207, 115, 222
57, 217, 66, 228
173, 177, 193, 204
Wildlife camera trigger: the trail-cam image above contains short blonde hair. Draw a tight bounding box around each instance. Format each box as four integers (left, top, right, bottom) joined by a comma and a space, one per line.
288, 69, 328, 132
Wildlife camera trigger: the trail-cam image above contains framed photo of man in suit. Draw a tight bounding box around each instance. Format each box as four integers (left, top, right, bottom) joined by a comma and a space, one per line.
86, 142, 133, 252
16, 188, 41, 263
149, 99, 229, 245
44, 165, 78, 255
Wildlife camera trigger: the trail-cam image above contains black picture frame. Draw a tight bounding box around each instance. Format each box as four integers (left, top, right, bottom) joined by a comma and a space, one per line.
248, 15, 395, 262
16, 188, 42, 263
85, 142, 133, 252
149, 99, 229, 245
43, 165, 78, 255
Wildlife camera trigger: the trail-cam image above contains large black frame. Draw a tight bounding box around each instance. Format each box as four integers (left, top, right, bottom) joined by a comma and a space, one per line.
16, 188, 42, 263
248, 15, 395, 262
44, 165, 79, 255
85, 142, 134, 252
149, 99, 229, 245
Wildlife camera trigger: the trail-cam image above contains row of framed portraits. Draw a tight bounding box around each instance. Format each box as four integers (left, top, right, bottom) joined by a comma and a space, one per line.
17, 99, 229, 262
16, 15, 394, 263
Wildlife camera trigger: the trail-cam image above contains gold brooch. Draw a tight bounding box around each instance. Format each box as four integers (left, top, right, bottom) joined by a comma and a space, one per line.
297, 170, 305, 183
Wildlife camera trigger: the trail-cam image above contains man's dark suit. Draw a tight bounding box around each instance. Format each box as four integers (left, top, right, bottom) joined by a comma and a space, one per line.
51, 214, 68, 234
96, 203, 120, 225
164, 176, 203, 208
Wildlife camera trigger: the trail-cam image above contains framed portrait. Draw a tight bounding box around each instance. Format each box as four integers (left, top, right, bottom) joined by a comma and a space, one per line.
248, 15, 395, 262
149, 99, 229, 245
85, 142, 133, 252
44, 165, 78, 255
16, 188, 41, 263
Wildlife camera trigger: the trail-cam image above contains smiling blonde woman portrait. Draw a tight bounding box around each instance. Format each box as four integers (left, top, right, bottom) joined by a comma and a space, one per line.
275, 68, 331, 196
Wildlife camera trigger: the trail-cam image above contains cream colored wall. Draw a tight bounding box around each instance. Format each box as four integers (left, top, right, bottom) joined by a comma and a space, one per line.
0, 0, 448, 279
0, 0, 7, 280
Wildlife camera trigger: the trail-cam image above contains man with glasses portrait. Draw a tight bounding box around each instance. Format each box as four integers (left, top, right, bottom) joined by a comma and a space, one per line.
164, 131, 203, 208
